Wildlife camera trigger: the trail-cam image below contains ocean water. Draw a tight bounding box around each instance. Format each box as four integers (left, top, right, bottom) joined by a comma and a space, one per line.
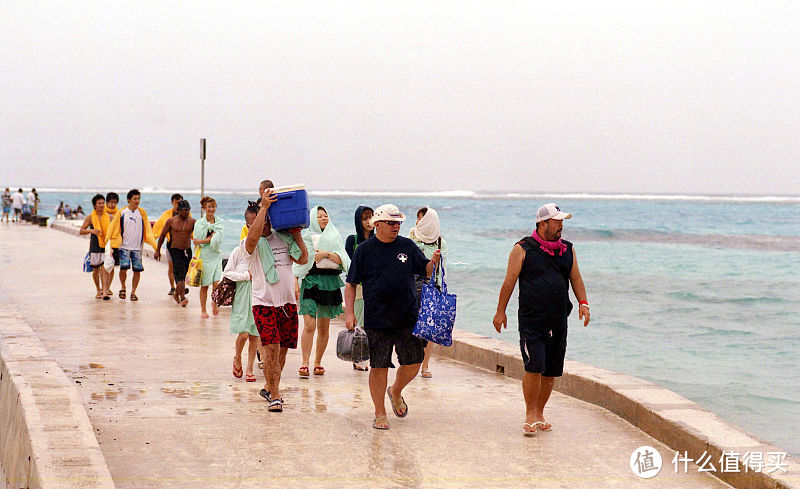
34, 189, 800, 456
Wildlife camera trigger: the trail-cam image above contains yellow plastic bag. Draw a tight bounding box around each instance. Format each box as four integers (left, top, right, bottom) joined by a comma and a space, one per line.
186, 246, 203, 287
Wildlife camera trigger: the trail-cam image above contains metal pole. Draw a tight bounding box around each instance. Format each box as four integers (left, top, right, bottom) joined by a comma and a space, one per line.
200, 138, 206, 199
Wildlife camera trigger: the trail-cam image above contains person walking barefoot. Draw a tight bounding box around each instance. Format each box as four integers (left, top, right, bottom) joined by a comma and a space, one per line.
194, 196, 224, 318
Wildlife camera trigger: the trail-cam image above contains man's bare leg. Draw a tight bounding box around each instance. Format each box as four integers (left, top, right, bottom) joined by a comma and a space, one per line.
523, 372, 553, 426
176, 280, 187, 306
262, 344, 282, 399
369, 368, 390, 418
105, 268, 115, 295
92, 268, 102, 295
168, 260, 175, 291
388, 363, 420, 417
119, 269, 127, 295
131, 271, 140, 297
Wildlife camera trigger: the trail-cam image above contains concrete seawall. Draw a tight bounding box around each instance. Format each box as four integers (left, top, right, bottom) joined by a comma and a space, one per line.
0, 304, 115, 489
0, 219, 795, 488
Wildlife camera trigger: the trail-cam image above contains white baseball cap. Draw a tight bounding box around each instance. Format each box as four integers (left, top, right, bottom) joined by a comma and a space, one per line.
370, 204, 406, 225
535, 203, 572, 223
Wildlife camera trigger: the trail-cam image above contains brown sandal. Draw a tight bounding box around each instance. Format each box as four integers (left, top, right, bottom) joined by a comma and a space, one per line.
298, 366, 310, 378
313, 366, 325, 376
130, 294, 138, 302
373, 415, 390, 430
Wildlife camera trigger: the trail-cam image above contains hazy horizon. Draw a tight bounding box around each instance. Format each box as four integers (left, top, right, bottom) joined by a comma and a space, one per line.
2, 1, 799, 195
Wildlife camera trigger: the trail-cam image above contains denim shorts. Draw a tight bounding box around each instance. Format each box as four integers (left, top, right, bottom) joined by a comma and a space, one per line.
119, 249, 144, 272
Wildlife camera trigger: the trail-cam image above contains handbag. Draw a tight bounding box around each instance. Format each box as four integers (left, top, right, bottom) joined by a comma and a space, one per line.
83, 251, 93, 273
412, 263, 457, 346
337, 326, 369, 363
186, 246, 203, 287
211, 277, 236, 306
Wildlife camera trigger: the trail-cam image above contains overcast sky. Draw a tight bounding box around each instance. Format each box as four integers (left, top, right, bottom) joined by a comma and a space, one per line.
1, 1, 798, 195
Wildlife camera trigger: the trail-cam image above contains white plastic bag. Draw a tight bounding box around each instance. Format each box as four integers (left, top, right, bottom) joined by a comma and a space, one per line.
103, 244, 114, 273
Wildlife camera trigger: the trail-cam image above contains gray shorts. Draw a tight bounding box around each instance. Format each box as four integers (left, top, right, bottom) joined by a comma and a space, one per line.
89, 252, 105, 268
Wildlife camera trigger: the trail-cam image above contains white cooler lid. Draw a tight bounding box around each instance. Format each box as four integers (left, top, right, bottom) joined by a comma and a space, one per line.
271, 183, 305, 193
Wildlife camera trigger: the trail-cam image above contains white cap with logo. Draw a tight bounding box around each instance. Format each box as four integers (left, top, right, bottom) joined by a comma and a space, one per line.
370, 204, 407, 225
535, 203, 572, 223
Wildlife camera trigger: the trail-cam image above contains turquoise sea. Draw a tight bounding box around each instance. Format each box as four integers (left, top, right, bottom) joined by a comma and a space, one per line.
34, 188, 800, 456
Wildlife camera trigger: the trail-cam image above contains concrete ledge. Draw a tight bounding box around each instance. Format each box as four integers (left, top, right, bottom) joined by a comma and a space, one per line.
431, 333, 799, 489
0, 306, 116, 489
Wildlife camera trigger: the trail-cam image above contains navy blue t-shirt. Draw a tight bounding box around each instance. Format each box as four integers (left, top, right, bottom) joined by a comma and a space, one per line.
346, 236, 430, 330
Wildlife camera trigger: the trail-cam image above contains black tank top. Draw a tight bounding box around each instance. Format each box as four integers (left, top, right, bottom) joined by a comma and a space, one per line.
89, 223, 104, 253
517, 237, 574, 335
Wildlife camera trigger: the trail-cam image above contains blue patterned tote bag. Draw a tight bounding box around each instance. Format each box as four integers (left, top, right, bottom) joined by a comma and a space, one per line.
413, 263, 456, 346
83, 251, 93, 273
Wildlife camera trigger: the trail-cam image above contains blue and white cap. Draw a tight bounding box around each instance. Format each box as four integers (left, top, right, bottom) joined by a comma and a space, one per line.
535, 203, 572, 223
370, 204, 406, 225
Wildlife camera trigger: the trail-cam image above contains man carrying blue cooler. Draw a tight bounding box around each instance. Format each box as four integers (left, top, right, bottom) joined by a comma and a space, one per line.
243, 190, 308, 412
344, 204, 440, 430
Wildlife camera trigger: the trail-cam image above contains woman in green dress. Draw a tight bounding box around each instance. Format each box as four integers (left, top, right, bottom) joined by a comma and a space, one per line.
293, 206, 349, 377
193, 196, 225, 318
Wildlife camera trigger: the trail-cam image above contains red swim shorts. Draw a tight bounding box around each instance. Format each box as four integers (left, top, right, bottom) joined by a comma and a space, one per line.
252, 304, 299, 348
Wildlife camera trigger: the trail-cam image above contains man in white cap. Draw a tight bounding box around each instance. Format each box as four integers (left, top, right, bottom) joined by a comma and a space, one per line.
345, 204, 441, 430
493, 203, 590, 436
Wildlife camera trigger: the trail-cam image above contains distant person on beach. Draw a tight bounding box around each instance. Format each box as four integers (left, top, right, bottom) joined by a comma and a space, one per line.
240, 180, 274, 240
244, 193, 308, 412
79, 194, 110, 299
293, 205, 348, 378
223, 209, 259, 382
152, 193, 190, 296
27, 189, 39, 216
409, 207, 449, 379
74, 205, 85, 219
103, 192, 121, 297
194, 196, 225, 318
344, 205, 374, 371
10, 188, 24, 222
493, 203, 591, 436
2, 188, 11, 222
155, 200, 195, 307
106, 189, 157, 302
345, 204, 440, 430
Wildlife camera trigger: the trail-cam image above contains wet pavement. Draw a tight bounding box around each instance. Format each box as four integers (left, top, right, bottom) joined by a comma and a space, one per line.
0, 223, 733, 488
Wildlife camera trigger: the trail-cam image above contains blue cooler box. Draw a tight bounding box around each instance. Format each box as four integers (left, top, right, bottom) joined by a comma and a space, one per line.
268, 184, 310, 230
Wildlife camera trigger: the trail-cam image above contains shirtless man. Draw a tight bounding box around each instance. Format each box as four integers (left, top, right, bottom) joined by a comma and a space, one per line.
155, 200, 196, 306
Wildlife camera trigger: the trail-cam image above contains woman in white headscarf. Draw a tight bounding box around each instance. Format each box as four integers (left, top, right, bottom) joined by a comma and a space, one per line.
293, 206, 349, 377
409, 207, 449, 378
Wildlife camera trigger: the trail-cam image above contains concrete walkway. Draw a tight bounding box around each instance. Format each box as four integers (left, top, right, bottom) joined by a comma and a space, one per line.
0, 223, 734, 488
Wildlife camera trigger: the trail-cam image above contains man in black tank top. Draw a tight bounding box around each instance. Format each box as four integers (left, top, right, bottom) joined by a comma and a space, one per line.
493, 203, 591, 436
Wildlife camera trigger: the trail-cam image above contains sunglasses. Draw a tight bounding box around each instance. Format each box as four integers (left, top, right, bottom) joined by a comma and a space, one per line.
379, 220, 402, 226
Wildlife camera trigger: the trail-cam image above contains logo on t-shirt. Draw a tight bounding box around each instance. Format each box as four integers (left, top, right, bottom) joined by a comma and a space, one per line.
397, 253, 408, 263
